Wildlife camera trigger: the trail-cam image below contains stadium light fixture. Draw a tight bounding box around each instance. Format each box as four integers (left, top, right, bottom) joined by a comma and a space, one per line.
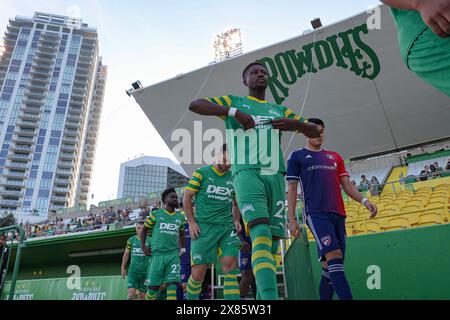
213, 28, 243, 63
311, 18, 323, 30
126, 80, 143, 97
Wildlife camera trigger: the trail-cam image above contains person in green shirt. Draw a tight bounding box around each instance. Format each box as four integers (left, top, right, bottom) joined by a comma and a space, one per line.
183, 144, 243, 300
381, 0, 450, 97
189, 62, 319, 300
141, 188, 186, 300
121, 221, 151, 300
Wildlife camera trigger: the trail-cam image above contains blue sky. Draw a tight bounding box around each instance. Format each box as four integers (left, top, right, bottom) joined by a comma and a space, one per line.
0, 0, 379, 204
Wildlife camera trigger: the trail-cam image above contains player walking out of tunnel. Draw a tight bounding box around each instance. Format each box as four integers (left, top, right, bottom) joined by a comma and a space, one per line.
141, 188, 186, 300
189, 62, 320, 300
286, 118, 378, 300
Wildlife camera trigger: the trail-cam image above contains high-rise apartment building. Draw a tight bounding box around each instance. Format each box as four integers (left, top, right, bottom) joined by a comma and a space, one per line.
0, 12, 107, 221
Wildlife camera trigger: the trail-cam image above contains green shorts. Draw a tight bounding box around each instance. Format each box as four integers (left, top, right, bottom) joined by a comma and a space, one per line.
191, 223, 241, 265
408, 27, 450, 97
127, 272, 147, 292
147, 252, 180, 286
234, 169, 287, 238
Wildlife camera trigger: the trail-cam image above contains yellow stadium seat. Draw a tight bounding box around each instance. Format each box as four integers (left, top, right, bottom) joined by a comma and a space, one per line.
353, 222, 366, 235
430, 191, 449, 199
434, 184, 450, 191
416, 187, 432, 194
383, 216, 411, 231
400, 204, 421, 213
418, 210, 446, 227
345, 224, 354, 236
427, 198, 447, 207
366, 221, 383, 233
406, 199, 425, 208
384, 203, 400, 213
306, 228, 315, 241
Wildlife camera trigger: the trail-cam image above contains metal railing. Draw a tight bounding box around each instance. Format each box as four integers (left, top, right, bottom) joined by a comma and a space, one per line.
0, 225, 25, 300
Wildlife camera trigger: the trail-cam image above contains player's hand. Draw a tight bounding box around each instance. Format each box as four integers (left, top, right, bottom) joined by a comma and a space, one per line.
143, 246, 152, 256
234, 109, 255, 130
241, 240, 251, 255
121, 267, 127, 279
234, 220, 242, 234
365, 201, 378, 218
272, 118, 300, 131
415, 0, 450, 38
189, 221, 201, 240
289, 221, 301, 239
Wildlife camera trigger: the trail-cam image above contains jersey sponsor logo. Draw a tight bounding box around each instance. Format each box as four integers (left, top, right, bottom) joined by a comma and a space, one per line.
132, 247, 145, 255
321, 236, 332, 247
206, 185, 233, 197
241, 203, 255, 215
160, 222, 179, 232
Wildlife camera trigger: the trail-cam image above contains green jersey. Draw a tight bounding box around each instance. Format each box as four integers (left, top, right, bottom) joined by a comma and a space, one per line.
126, 235, 151, 274
390, 8, 427, 64
186, 165, 234, 225
206, 95, 307, 175
144, 209, 186, 256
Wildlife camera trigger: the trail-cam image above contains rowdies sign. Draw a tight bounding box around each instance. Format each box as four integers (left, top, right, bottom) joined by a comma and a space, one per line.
257, 23, 381, 104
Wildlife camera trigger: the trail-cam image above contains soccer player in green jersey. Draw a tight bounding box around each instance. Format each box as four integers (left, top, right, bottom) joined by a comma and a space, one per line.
183, 144, 243, 300
381, 0, 450, 97
141, 188, 186, 300
121, 221, 151, 300
188, 62, 319, 300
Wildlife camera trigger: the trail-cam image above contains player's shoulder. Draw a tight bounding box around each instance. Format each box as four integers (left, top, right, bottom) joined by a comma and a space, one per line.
127, 235, 136, 242
287, 148, 305, 161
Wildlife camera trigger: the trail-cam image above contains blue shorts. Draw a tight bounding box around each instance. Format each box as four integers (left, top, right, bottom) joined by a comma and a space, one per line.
305, 212, 347, 262
180, 264, 191, 283
239, 232, 252, 271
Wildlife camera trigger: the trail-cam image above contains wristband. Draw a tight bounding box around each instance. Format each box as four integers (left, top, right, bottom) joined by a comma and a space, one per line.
228, 107, 238, 118
361, 197, 368, 206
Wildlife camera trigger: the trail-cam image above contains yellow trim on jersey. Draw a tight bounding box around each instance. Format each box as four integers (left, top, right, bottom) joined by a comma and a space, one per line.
211, 165, 227, 176
185, 186, 199, 193
213, 97, 224, 106
165, 209, 177, 216
247, 96, 268, 103
223, 95, 232, 106
204, 97, 212, 102
192, 172, 203, 180
189, 179, 200, 187
284, 108, 294, 118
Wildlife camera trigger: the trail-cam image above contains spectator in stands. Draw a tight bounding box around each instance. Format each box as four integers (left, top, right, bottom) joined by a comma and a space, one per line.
359, 175, 369, 191
419, 170, 428, 181
446, 159, 450, 171
369, 176, 380, 196
0, 233, 9, 295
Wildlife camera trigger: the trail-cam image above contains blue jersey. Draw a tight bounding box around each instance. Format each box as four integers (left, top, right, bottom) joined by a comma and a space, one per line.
287, 148, 348, 217
180, 223, 191, 265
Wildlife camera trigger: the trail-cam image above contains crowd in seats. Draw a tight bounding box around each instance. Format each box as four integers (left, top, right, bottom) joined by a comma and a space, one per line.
352, 175, 381, 196
405, 158, 450, 182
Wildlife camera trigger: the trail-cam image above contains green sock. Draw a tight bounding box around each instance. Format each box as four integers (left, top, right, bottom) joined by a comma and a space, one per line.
250, 224, 278, 300
223, 269, 240, 300
145, 289, 159, 300
187, 277, 203, 300
166, 284, 177, 300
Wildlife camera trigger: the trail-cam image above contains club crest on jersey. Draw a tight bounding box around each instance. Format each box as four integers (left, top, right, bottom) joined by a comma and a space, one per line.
321, 236, 332, 247
326, 154, 335, 160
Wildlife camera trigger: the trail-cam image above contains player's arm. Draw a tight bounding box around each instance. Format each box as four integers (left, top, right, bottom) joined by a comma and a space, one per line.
381, 0, 450, 38
232, 197, 242, 234
189, 97, 255, 130
286, 152, 302, 238
121, 241, 131, 279
179, 228, 186, 256
141, 216, 155, 256
341, 176, 377, 218
184, 171, 204, 240
271, 108, 320, 138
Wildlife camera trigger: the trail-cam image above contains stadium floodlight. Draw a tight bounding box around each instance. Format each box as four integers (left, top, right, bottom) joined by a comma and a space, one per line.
126, 80, 143, 97
311, 17, 323, 29
213, 28, 243, 63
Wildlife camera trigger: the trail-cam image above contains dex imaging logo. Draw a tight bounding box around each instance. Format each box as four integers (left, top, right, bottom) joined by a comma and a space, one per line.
160, 223, 179, 232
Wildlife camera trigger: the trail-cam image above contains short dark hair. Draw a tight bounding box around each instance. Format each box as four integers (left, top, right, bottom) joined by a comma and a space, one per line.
161, 188, 177, 203
137, 221, 144, 225
307, 118, 325, 127
242, 62, 267, 80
